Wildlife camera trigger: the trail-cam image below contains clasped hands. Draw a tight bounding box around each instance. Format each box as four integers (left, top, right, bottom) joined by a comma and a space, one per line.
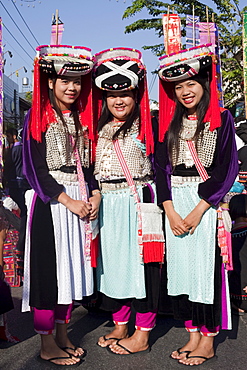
168, 208, 206, 237
57, 191, 101, 221
164, 199, 210, 237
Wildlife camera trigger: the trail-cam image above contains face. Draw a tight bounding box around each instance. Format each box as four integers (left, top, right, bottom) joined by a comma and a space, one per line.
106, 90, 136, 122
6, 133, 15, 144
48, 75, 82, 110
174, 79, 204, 115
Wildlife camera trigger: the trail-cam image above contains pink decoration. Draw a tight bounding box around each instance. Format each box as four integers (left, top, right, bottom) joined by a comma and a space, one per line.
0, 18, 3, 172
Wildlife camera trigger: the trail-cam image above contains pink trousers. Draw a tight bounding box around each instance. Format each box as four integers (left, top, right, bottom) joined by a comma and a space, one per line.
33, 303, 73, 335
185, 320, 220, 337
112, 303, 157, 331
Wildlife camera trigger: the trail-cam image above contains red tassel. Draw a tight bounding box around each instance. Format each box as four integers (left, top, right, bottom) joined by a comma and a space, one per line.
29, 59, 56, 142
90, 234, 99, 268
158, 80, 176, 142
143, 241, 164, 263
78, 72, 93, 136
204, 61, 221, 131
138, 77, 154, 155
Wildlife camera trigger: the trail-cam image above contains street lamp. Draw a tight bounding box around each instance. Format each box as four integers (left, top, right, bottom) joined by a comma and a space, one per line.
8, 66, 27, 78
3, 50, 13, 58
2, 50, 13, 72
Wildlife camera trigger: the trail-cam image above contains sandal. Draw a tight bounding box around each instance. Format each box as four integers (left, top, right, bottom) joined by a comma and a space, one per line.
97, 335, 119, 348
170, 347, 191, 359
60, 346, 87, 359
37, 354, 82, 367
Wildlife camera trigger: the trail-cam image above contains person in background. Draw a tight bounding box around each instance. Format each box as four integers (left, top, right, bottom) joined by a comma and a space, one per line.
3, 128, 29, 218
234, 117, 247, 189
229, 194, 247, 315
0, 194, 21, 343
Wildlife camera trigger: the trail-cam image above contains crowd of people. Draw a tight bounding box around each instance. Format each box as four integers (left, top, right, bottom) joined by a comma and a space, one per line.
1, 40, 247, 367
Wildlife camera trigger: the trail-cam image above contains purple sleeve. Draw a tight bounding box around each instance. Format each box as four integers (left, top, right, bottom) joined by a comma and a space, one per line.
154, 139, 173, 205
22, 111, 64, 204
198, 110, 239, 206
83, 165, 99, 195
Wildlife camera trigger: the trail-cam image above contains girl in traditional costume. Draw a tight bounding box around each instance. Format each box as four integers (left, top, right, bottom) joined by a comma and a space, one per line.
22, 45, 100, 366
155, 44, 238, 366
93, 48, 164, 355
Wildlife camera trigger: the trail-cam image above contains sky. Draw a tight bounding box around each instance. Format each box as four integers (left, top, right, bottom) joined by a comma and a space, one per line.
0, 0, 246, 102
1, 0, 161, 101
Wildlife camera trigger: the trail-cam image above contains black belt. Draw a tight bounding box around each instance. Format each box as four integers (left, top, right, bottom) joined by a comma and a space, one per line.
101, 176, 152, 184
59, 166, 77, 174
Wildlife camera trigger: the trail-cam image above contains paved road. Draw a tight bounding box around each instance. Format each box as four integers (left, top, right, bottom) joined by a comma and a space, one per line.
0, 287, 247, 369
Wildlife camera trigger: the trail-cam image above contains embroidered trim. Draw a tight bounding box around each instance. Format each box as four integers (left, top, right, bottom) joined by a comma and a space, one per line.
200, 331, 219, 337
113, 321, 128, 325
135, 326, 153, 332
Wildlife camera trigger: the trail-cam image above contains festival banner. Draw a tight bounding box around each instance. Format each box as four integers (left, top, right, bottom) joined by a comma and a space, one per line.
198, 22, 216, 46
162, 14, 181, 54
50, 23, 64, 45
199, 21, 224, 107
186, 15, 200, 49
0, 18, 3, 174
243, 12, 247, 118
215, 24, 224, 107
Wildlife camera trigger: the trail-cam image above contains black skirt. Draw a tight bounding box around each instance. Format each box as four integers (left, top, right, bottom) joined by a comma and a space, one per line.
99, 262, 161, 313
29, 196, 58, 309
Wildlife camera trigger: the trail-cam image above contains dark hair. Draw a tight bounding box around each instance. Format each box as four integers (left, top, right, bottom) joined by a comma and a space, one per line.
48, 75, 82, 141
167, 75, 210, 165
229, 194, 247, 221
5, 128, 18, 137
97, 89, 139, 140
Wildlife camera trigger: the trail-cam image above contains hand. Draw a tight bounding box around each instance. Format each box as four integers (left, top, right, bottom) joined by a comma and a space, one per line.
88, 192, 101, 220
168, 211, 190, 236
163, 200, 189, 236
243, 286, 247, 293
66, 198, 92, 219
56, 192, 92, 218
183, 200, 211, 235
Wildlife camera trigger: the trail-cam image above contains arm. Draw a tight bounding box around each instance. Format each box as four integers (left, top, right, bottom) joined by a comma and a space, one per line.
163, 200, 189, 236
83, 164, 101, 220
22, 112, 63, 203
89, 191, 101, 220
183, 199, 211, 234
198, 110, 239, 206
154, 140, 173, 205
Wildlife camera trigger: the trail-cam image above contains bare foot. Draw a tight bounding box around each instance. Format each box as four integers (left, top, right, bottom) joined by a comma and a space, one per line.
97, 325, 128, 348
61, 345, 86, 358
40, 347, 80, 366
109, 330, 149, 355
179, 336, 215, 366
170, 332, 201, 360
55, 323, 86, 358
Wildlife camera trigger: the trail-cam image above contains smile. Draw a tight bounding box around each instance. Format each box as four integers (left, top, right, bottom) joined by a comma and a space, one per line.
183, 97, 194, 104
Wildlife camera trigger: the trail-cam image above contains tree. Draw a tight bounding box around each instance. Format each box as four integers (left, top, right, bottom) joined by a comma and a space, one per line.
123, 0, 247, 108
